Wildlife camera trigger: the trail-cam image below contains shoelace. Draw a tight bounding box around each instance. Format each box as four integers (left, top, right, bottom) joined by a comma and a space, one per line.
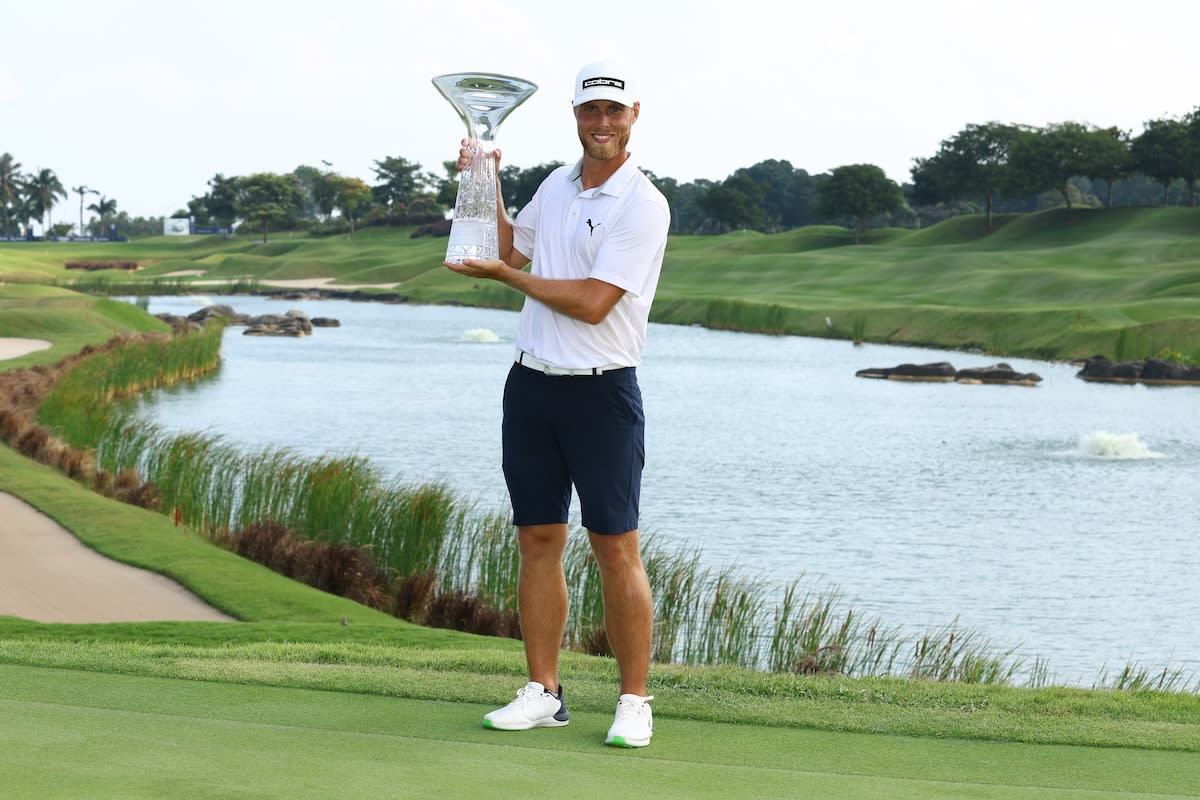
516, 684, 553, 705
615, 695, 654, 720
513, 686, 542, 705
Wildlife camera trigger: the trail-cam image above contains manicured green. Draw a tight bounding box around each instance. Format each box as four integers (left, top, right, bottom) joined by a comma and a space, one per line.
2, 664, 1197, 800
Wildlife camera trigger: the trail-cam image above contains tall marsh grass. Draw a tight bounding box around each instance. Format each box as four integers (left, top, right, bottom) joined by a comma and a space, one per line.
86, 405, 1029, 681
37, 323, 224, 446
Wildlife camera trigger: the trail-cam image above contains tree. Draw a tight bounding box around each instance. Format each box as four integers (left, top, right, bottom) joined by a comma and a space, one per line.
371, 156, 432, 219
669, 178, 716, 234
1131, 117, 1188, 207
207, 174, 240, 229
331, 176, 373, 234
86, 196, 118, 236
10, 189, 37, 237
498, 161, 564, 215
1006, 122, 1098, 213
818, 164, 903, 243
72, 185, 98, 236
189, 173, 239, 229
28, 168, 67, 235
1084, 127, 1135, 208
699, 173, 767, 232
732, 159, 816, 230
0, 153, 24, 237
289, 163, 348, 223
1182, 107, 1200, 207
112, 212, 165, 238
910, 122, 1022, 232
436, 160, 460, 210
236, 172, 300, 242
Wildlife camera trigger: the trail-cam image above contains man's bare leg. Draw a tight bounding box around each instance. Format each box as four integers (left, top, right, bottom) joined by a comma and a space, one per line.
518, 523, 569, 692
588, 529, 653, 696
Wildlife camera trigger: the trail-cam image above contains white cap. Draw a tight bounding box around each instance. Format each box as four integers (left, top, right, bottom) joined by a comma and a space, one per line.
572, 60, 638, 107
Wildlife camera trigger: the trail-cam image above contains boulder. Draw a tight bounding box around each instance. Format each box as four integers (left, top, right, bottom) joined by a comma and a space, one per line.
243, 313, 312, 337
179, 303, 339, 338
955, 362, 1042, 386
187, 304, 248, 324
1141, 358, 1191, 381
1076, 354, 1117, 380
855, 362, 957, 381
1077, 355, 1200, 385
154, 313, 203, 333
856, 361, 1042, 386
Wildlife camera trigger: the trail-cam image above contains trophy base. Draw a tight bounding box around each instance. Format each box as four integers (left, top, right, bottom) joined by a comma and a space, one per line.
445, 219, 498, 263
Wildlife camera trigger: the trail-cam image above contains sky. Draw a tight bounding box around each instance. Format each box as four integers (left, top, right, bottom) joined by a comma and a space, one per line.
3, 0, 1198, 223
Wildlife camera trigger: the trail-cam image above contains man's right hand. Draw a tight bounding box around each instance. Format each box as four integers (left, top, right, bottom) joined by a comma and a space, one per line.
457, 138, 502, 172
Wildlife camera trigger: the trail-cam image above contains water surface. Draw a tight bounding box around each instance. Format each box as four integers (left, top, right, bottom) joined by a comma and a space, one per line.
132, 296, 1200, 685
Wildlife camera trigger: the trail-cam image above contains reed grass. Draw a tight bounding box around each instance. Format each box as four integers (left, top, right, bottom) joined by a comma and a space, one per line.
1099, 663, 1197, 693
850, 314, 866, 345
89, 401, 1027, 682
36, 323, 224, 446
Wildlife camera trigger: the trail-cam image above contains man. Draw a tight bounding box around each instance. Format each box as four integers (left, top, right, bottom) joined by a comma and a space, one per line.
445, 59, 670, 748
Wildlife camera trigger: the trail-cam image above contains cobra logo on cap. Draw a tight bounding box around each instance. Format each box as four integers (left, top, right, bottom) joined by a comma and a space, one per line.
583, 76, 624, 90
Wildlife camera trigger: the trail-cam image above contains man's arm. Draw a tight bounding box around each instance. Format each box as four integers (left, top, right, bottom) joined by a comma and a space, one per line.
447, 255, 625, 325
499, 271, 625, 325
445, 141, 624, 324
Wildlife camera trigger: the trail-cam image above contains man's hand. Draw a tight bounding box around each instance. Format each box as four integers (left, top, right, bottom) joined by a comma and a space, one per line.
444, 257, 509, 280
457, 138, 501, 172
444, 254, 625, 325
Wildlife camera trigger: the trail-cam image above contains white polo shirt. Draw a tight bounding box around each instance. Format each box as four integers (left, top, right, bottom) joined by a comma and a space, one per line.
511, 154, 670, 369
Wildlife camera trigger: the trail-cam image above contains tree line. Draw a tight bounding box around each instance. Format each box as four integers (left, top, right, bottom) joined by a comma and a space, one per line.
4, 105, 1197, 242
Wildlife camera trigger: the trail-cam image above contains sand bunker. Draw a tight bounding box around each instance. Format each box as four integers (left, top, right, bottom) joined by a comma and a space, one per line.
0, 492, 234, 623
0, 338, 52, 361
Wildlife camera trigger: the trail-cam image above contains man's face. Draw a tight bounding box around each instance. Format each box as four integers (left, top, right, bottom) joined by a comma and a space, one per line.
574, 100, 639, 161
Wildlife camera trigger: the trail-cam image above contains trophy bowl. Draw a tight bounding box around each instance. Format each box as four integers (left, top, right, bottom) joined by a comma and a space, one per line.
433, 73, 538, 263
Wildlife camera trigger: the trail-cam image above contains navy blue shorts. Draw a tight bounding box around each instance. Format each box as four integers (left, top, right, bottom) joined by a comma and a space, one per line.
502, 363, 645, 535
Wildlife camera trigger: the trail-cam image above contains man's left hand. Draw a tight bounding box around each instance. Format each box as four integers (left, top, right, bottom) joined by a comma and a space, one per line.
445, 257, 509, 280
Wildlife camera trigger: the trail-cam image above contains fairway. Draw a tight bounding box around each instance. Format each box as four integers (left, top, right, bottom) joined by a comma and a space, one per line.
2, 664, 1196, 799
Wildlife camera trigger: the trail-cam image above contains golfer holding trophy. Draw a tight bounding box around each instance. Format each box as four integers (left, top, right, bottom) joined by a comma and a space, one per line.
441, 59, 670, 748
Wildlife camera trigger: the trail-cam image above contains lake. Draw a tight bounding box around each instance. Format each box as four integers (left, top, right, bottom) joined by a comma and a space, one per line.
130, 294, 1200, 686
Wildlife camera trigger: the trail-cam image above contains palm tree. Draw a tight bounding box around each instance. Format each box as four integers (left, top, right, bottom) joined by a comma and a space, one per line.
72, 184, 97, 236
11, 191, 38, 238
0, 153, 24, 237
87, 195, 118, 237
29, 168, 67, 237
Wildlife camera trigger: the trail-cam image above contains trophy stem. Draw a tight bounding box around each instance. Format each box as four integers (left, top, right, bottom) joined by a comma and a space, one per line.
446, 140, 499, 264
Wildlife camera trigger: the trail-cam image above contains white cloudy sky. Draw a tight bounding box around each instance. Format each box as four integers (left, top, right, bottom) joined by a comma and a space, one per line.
3, 0, 1197, 220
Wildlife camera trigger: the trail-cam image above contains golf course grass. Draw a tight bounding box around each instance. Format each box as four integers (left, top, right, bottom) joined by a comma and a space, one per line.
3, 205, 1199, 362
3, 664, 1197, 799
2, 210, 1200, 797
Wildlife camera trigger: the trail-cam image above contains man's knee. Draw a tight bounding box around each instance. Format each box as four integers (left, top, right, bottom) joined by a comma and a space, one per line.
519, 523, 568, 559
588, 528, 642, 572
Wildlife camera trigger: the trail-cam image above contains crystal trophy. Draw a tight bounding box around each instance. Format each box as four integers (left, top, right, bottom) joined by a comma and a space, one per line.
433, 72, 538, 263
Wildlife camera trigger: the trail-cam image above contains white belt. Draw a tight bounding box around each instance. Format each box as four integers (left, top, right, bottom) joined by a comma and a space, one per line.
515, 351, 626, 376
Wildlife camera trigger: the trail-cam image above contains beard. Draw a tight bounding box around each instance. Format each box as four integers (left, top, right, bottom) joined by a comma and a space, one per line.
579, 130, 629, 161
